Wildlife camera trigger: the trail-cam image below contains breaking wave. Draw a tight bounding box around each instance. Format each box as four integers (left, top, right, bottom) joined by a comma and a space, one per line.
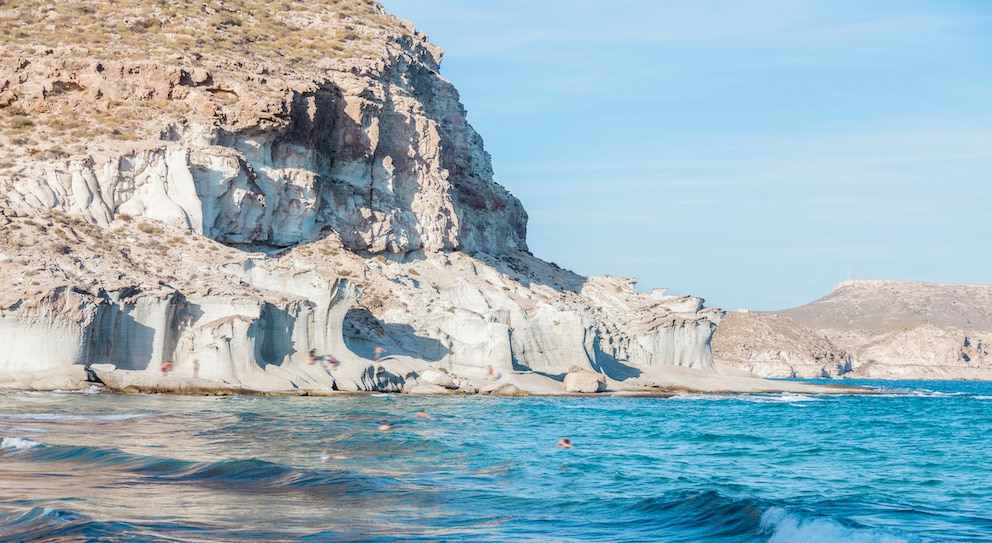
1, 436, 41, 451
760, 507, 926, 543
612, 490, 926, 542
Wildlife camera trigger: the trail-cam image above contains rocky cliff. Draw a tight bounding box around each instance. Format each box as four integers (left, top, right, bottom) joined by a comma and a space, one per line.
713, 280, 992, 380
0, 1, 751, 395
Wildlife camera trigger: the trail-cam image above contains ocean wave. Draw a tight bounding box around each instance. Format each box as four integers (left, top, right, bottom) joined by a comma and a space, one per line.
0, 506, 90, 542
761, 506, 926, 543
7, 426, 50, 434
0, 412, 147, 422
1, 435, 394, 497
167, 457, 371, 489
1, 435, 41, 451
0, 506, 184, 543
616, 491, 935, 543
620, 489, 770, 540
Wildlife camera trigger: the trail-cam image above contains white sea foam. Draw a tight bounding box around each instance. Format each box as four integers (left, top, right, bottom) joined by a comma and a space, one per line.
672, 393, 730, 401
51, 385, 105, 395
672, 392, 823, 403
761, 507, 919, 543
749, 393, 822, 403
1, 436, 41, 451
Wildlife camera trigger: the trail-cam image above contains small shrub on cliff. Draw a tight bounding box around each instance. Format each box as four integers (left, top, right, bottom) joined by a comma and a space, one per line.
136, 221, 162, 235
10, 116, 34, 130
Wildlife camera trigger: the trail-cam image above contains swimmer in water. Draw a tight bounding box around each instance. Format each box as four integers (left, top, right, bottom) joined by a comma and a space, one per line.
416, 410, 431, 419
556, 438, 573, 449
320, 449, 348, 463
378, 422, 393, 431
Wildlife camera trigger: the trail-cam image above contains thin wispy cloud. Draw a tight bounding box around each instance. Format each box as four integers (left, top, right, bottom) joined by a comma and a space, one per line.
380, 0, 992, 310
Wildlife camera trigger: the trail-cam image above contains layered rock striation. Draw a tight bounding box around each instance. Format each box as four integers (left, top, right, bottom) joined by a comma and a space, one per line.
0, 1, 753, 395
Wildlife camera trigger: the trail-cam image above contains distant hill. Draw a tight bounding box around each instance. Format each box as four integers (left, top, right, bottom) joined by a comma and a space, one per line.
713, 280, 992, 380
776, 280, 992, 332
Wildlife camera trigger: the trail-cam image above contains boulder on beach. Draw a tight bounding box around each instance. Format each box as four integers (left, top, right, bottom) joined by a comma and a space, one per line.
564, 367, 607, 393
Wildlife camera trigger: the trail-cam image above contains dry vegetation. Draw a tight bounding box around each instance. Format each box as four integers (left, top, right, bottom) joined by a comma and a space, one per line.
0, 209, 189, 296
0, 0, 401, 63
0, 98, 156, 159
0, 208, 304, 306
0, 0, 413, 169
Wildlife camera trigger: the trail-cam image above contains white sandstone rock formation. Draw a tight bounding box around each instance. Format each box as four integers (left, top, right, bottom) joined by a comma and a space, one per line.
0, 2, 847, 396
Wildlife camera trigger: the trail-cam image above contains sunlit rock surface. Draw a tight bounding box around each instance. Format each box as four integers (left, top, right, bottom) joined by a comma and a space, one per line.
0, 2, 753, 395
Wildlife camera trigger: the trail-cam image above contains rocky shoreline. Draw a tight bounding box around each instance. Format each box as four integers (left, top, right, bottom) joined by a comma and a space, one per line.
0, 360, 871, 396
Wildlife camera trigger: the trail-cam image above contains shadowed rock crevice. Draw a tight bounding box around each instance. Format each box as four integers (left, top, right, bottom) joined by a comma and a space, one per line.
343, 308, 449, 363
254, 302, 298, 367
592, 335, 643, 381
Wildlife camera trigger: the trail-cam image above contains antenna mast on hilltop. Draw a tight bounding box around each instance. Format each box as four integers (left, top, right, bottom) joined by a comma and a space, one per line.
847, 264, 855, 281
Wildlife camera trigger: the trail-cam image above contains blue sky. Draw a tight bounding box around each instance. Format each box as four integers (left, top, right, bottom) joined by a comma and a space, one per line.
380, 0, 992, 311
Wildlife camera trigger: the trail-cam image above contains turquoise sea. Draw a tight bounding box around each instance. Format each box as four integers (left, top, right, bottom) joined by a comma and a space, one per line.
1, 380, 990, 542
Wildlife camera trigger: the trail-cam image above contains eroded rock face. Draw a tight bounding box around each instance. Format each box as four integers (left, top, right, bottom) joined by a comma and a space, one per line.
0, 274, 354, 391
0, 33, 526, 257
0, 3, 724, 394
